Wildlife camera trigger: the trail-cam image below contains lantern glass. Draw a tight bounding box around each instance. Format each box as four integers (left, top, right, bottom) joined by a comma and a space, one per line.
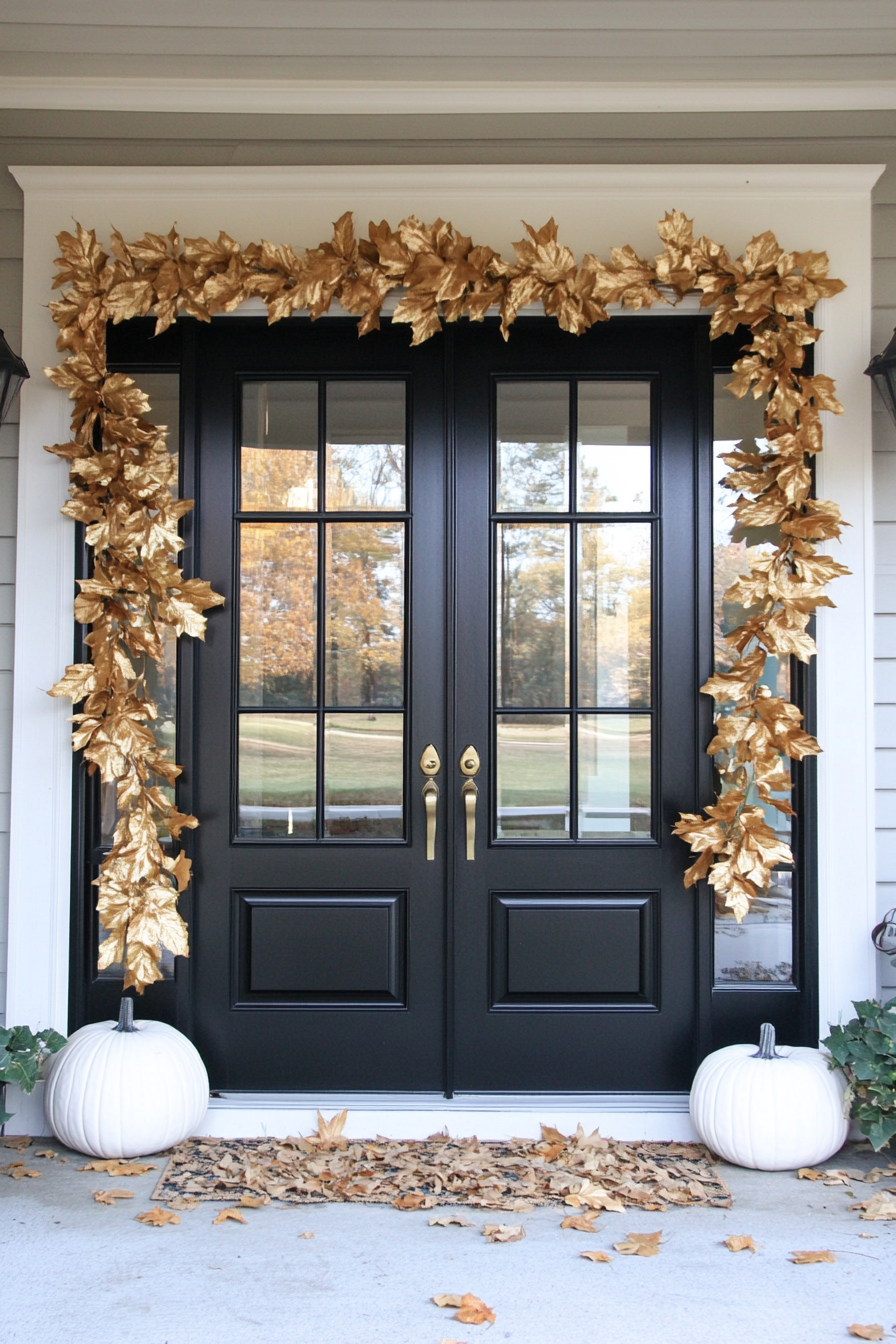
0, 328, 29, 425
866, 328, 896, 427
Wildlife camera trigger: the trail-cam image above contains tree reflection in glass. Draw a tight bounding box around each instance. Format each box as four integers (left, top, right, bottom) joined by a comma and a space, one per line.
496, 382, 569, 512
325, 522, 405, 707
578, 523, 651, 708
240, 522, 317, 707
326, 382, 405, 511
497, 524, 569, 707
241, 382, 318, 511
577, 383, 651, 513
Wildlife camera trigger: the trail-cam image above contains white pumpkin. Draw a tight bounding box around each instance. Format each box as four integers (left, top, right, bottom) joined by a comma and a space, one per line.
45, 999, 208, 1158
689, 1022, 848, 1171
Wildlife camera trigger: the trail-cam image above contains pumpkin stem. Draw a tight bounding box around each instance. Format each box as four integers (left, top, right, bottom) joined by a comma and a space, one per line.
753, 1021, 779, 1059
114, 997, 136, 1033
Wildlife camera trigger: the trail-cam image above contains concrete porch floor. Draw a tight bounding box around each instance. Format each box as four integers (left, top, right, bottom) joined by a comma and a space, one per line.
2, 1137, 894, 1344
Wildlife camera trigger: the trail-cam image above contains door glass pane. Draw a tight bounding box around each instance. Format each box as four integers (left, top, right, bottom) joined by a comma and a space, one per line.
324, 712, 403, 838
577, 714, 651, 837
577, 383, 651, 512
578, 523, 651, 708
241, 382, 318, 511
496, 523, 569, 707
713, 372, 792, 983
325, 522, 404, 707
238, 713, 317, 837
240, 523, 317, 707
326, 382, 405, 511
496, 715, 570, 838
496, 382, 569, 512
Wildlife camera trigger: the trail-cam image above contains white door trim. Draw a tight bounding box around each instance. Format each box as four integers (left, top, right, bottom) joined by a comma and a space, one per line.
4, 163, 882, 1134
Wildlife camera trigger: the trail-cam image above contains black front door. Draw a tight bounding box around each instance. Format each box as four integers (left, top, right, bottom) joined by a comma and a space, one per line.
190, 315, 702, 1093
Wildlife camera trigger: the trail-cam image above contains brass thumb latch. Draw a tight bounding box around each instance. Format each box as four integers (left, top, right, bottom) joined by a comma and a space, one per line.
419, 745, 441, 861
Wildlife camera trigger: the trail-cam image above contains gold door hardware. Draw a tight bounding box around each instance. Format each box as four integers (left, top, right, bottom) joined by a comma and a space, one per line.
420, 745, 441, 776
462, 779, 478, 861
458, 747, 480, 860
459, 745, 480, 777
419, 745, 441, 860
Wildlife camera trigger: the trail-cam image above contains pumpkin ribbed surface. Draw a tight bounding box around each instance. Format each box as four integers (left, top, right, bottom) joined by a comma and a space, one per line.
44, 1018, 208, 1158
689, 1042, 848, 1171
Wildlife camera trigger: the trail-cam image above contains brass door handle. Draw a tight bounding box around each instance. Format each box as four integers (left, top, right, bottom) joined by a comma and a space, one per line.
420, 745, 441, 861
422, 779, 439, 861
459, 745, 480, 861
462, 778, 478, 860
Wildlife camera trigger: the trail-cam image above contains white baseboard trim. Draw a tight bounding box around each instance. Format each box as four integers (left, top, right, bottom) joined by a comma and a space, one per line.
197, 1092, 697, 1143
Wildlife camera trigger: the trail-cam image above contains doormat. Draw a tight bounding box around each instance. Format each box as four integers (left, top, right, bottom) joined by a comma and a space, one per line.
152, 1115, 731, 1212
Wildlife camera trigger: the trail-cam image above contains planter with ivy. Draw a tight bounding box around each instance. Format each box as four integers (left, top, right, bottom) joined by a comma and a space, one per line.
822, 998, 896, 1151
0, 1025, 67, 1127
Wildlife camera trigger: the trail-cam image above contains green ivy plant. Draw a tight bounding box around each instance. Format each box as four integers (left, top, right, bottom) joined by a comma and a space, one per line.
822, 999, 896, 1151
0, 1025, 67, 1125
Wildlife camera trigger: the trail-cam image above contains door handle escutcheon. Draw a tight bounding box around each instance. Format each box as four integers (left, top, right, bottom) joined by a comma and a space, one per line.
422, 779, 439, 861
462, 778, 478, 860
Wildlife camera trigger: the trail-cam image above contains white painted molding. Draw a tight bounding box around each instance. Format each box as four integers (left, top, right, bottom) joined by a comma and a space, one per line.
2, 76, 896, 117
4, 163, 883, 1067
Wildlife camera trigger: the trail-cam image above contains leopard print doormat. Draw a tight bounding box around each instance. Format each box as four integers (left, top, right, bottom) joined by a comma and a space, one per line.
152, 1114, 731, 1212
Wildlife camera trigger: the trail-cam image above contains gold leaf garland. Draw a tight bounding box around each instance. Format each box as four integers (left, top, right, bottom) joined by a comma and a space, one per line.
44, 210, 846, 990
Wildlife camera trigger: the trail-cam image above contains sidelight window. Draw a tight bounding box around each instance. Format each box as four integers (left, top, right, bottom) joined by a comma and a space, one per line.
494, 381, 653, 841
236, 381, 407, 841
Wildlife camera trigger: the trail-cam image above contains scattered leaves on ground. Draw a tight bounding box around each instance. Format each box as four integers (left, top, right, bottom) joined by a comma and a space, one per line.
851, 1192, 896, 1221
798, 1168, 824, 1181
613, 1231, 663, 1257
430, 1215, 476, 1227
790, 1250, 836, 1264
92, 1188, 134, 1204
80, 1160, 157, 1177
298, 1231, 314, 1239
561, 1212, 600, 1232
239, 1193, 269, 1207
865, 1167, 896, 1184
724, 1235, 760, 1253
135, 1207, 180, 1227
483, 1223, 525, 1243
165, 1196, 200, 1211
311, 1110, 349, 1151
34, 1150, 57, 1159
152, 1126, 729, 1211
432, 1294, 496, 1326
848, 1326, 885, 1340
580, 1250, 613, 1264
213, 1208, 248, 1225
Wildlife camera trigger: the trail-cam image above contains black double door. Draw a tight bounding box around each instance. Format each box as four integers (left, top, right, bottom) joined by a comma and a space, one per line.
191, 315, 704, 1094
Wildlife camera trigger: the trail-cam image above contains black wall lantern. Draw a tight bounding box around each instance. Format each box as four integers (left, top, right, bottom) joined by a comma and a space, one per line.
0, 328, 28, 426
866, 327, 896, 427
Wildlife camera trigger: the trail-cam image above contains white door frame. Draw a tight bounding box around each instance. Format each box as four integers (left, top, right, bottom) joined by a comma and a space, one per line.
4, 163, 882, 1139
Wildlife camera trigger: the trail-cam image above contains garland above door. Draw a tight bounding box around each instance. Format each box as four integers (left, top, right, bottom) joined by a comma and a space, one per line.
44, 209, 847, 992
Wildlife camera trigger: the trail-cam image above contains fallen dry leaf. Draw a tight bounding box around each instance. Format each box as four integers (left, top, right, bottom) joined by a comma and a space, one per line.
34, 1150, 57, 1159
613, 1231, 663, 1257
561, 1212, 600, 1233
393, 1191, 435, 1211
1, 1136, 31, 1152
313, 1109, 348, 1150
483, 1223, 525, 1243
213, 1208, 248, 1225
848, 1327, 885, 1341
135, 1207, 180, 1227
858, 1233, 877, 1239
798, 1168, 824, 1181
430, 1215, 475, 1228
724, 1235, 760, 1253
80, 1160, 157, 1176
565, 1181, 625, 1213
580, 1250, 613, 1263
165, 1196, 200, 1211
239, 1193, 269, 1207
790, 1250, 836, 1264
864, 1167, 896, 1184
851, 1192, 896, 1221
298, 1230, 314, 1239
433, 1294, 496, 1326
5, 1165, 40, 1179
92, 1188, 134, 1204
